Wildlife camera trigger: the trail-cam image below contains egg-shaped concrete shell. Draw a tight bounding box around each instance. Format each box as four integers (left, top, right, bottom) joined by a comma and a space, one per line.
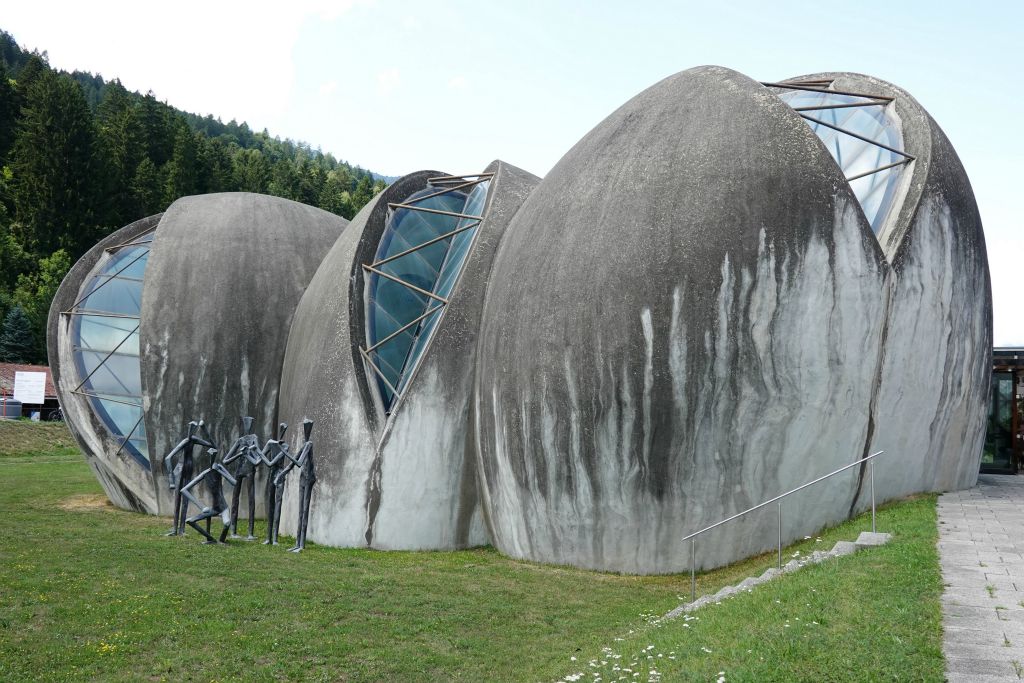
49, 193, 347, 513
474, 66, 894, 573
277, 161, 539, 549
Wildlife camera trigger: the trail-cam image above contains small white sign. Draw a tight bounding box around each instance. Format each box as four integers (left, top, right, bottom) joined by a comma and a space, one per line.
13, 371, 46, 404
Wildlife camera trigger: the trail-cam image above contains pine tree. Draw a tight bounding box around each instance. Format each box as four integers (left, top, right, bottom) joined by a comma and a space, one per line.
96, 80, 144, 224
0, 62, 18, 160
139, 91, 175, 167
11, 68, 101, 257
233, 148, 271, 193
163, 124, 199, 204
351, 174, 376, 210
0, 304, 35, 363
131, 158, 164, 216
318, 170, 353, 218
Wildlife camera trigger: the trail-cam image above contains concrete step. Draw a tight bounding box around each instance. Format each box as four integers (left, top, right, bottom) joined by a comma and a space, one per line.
664, 531, 893, 620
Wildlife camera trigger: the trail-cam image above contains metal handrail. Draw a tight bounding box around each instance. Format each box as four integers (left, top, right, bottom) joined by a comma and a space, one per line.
683, 450, 886, 601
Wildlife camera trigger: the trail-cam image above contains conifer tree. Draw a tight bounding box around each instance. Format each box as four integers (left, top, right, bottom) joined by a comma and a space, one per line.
96, 80, 144, 224
11, 69, 101, 257
0, 62, 18, 160
0, 304, 35, 363
163, 124, 199, 204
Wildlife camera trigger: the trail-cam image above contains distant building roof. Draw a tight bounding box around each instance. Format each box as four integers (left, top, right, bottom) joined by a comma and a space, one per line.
0, 363, 56, 400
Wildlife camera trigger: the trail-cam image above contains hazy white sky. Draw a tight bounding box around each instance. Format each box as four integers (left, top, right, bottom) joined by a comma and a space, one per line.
4, 0, 1022, 344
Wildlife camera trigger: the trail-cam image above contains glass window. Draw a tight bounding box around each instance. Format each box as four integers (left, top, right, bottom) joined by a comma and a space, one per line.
365, 180, 490, 412
69, 229, 155, 466
776, 89, 907, 234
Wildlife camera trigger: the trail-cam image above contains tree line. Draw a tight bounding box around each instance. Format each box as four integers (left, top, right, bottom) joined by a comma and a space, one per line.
0, 29, 389, 365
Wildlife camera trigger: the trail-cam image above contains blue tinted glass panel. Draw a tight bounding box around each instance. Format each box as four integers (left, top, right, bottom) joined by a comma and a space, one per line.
366, 180, 490, 411
777, 89, 906, 233
69, 232, 154, 466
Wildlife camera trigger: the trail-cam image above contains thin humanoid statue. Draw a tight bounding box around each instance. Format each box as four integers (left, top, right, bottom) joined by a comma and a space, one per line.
222, 416, 261, 540
277, 419, 316, 552
259, 423, 290, 545
180, 447, 237, 544
163, 420, 216, 536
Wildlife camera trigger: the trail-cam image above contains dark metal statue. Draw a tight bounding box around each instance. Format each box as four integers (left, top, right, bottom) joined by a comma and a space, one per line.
163, 420, 216, 536
222, 416, 261, 540
259, 422, 290, 545
180, 447, 237, 544
277, 418, 316, 552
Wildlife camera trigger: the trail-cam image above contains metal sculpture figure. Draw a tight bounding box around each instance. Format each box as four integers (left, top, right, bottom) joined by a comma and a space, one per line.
163, 420, 217, 536
277, 418, 316, 552
259, 422, 290, 545
180, 447, 237, 544
222, 416, 261, 540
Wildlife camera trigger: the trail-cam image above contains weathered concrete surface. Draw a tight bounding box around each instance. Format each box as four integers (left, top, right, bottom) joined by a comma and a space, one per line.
278, 162, 538, 549
47, 214, 164, 513
140, 193, 346, 514
474, 66, 891, 574
939, 476, 1024, 682
792, 73, 991, 512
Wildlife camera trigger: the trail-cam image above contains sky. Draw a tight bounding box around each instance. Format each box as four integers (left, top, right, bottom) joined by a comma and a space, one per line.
4, 0, 1022, 344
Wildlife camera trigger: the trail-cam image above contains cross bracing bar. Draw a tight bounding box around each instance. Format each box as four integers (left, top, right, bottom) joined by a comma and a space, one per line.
61, 310, 142, 319
361, 265, 449, 304
72, 323, 140, 393
386, 203, 484, 221
372, 221, 482, 269
71, 389, 143, 408
65, 248, 149, 311
112, 413, 146, 458
845, 158, 913, 183
762, 82, 895, 101
364, 304, 446, 354
106, 226, 158, 251
427, 172, 494, 183
358, 346, 401, 400
72, 346, 141, 360
406, 177, 491, 205
799, 114, 915, 160
793, 99, 890, 112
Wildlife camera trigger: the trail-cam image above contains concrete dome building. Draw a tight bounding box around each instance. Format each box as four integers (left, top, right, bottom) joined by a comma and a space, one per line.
50, 66, 989, 575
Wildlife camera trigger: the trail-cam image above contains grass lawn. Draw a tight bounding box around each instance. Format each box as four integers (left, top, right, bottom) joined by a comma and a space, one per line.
0, 426, 944, 682
0, 419, 79, 457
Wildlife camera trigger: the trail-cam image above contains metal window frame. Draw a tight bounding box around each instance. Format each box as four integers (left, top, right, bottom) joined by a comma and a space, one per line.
361, 174, 492, 414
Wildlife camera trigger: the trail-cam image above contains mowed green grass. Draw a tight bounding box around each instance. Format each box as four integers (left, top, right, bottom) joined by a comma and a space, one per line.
0, 430, 944, 682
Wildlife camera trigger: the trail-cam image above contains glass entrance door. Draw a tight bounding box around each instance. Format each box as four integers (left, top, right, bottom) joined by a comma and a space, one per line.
982, 372, 1017, 474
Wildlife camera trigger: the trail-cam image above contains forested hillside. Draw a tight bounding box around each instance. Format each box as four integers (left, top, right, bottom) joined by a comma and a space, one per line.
0, 30, 388, 365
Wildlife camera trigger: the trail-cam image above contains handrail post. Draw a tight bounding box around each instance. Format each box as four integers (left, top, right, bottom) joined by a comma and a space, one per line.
690, 539, 696, 603
870, 458, 876, 534
777, 501, 783, 570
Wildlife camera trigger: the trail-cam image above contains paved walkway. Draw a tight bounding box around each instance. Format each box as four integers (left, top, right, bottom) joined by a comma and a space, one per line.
939, 474, 1024, 682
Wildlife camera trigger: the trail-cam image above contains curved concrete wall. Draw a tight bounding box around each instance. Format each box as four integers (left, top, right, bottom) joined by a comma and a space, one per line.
277, 161, 539, 549
475, 66, 899, 573
823, 74, 992, 504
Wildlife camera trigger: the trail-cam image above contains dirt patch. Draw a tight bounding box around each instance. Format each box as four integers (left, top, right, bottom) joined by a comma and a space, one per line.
59, 494, 114, 512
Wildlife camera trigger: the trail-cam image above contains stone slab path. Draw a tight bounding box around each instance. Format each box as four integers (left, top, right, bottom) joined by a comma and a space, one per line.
939, 474, 1024, 682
